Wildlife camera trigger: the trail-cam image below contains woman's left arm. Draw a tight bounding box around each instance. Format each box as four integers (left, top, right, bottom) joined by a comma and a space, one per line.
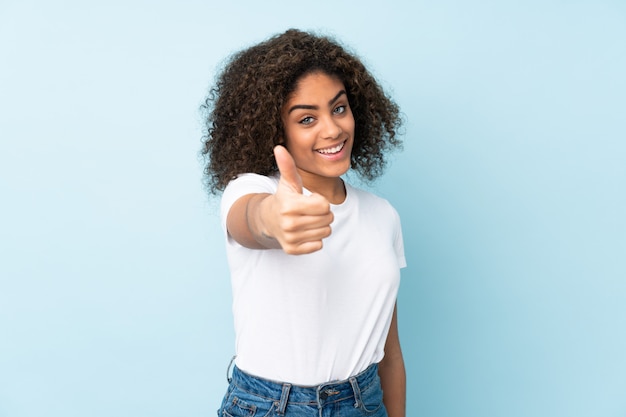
378, 302, 406, 417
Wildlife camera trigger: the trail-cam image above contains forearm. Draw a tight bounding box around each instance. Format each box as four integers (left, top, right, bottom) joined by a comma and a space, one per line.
226, 180, 332, 254
227, 193, 281, 250
378, 353, 406, 417
245, 193, 282, 249
379, 302, 406, 417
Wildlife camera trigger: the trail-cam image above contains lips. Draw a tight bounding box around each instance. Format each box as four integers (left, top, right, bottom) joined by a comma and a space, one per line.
316, 141, 346, 155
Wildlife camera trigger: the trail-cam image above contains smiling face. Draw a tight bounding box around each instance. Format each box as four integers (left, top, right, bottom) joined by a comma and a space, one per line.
281, 72, 355, 197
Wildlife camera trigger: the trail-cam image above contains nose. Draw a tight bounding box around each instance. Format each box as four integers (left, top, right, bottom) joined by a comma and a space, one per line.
321, 116, 342, 140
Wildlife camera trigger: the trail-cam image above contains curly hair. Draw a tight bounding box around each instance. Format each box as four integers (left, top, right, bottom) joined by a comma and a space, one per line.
201, 29, 402, 194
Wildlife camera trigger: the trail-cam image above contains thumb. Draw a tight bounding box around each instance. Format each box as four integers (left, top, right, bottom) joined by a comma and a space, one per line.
274, 145, 303, 194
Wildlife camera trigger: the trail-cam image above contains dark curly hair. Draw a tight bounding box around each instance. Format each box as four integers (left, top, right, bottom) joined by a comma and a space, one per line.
201, 29, 402, 194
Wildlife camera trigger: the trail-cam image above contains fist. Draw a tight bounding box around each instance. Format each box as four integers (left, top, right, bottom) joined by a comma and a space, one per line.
267, 146, 334, 255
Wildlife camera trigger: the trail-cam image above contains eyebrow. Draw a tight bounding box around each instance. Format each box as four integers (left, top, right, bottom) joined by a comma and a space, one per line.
287, 90, 347, 114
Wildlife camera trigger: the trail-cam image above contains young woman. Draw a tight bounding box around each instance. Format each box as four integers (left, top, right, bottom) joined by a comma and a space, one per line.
202, 29, 406, 417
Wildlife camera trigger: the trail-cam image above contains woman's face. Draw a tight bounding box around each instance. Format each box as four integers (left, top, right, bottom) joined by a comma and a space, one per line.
281, 72, 355, 188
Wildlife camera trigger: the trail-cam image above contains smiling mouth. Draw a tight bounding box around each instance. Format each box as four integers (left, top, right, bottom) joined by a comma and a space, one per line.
316, 141, 346, 155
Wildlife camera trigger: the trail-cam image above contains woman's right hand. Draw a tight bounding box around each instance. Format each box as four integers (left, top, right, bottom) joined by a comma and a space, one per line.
259, 146, 333, 255
226, 146, 333, 255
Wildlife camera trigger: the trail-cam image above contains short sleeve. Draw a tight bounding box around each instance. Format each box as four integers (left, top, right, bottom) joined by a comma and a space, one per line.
392, 208, 407, 269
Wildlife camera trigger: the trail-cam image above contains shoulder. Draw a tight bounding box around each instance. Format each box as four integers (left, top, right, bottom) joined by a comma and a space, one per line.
224, 173, 279, 193
222, 173, 279, 203
220, 173, 279, 223
344, 184, 402, 230
346, 183, 398, 214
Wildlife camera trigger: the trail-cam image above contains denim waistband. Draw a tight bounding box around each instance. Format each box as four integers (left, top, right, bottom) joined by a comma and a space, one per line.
230, 363, 379, 412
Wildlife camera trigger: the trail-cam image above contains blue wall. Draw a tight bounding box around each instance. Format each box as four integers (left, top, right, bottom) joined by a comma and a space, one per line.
1, 1, 624, 416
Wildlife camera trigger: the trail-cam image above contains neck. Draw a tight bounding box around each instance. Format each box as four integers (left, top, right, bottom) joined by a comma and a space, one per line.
300, 173, 346, 204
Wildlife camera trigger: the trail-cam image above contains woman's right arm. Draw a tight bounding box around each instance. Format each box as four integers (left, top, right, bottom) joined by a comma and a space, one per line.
226, 192, 280, 250
225, 146, 333, 255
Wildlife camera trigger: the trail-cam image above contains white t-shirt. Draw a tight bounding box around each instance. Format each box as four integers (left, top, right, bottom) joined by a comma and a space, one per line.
221, 173, 406, 385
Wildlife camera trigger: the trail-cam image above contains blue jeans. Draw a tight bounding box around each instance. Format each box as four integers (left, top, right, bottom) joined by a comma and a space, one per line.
217, 362, 388, 417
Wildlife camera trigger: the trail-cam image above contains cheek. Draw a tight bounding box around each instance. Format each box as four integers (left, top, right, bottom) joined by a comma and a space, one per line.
344, 113, 356, 134
285, 130, 313, 152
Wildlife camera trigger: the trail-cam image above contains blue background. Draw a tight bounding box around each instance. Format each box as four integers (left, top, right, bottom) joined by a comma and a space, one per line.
1, 1, 625, 416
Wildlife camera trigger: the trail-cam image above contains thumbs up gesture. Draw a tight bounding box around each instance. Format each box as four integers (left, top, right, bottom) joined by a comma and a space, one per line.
264, 145, 334, 255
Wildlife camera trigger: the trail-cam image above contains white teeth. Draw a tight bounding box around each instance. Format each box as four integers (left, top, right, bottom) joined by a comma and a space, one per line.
317, 141, 345, 154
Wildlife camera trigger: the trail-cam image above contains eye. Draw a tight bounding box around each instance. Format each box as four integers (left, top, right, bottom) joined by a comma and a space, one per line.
333, 105, 346, 115
299, 116, 314, 125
